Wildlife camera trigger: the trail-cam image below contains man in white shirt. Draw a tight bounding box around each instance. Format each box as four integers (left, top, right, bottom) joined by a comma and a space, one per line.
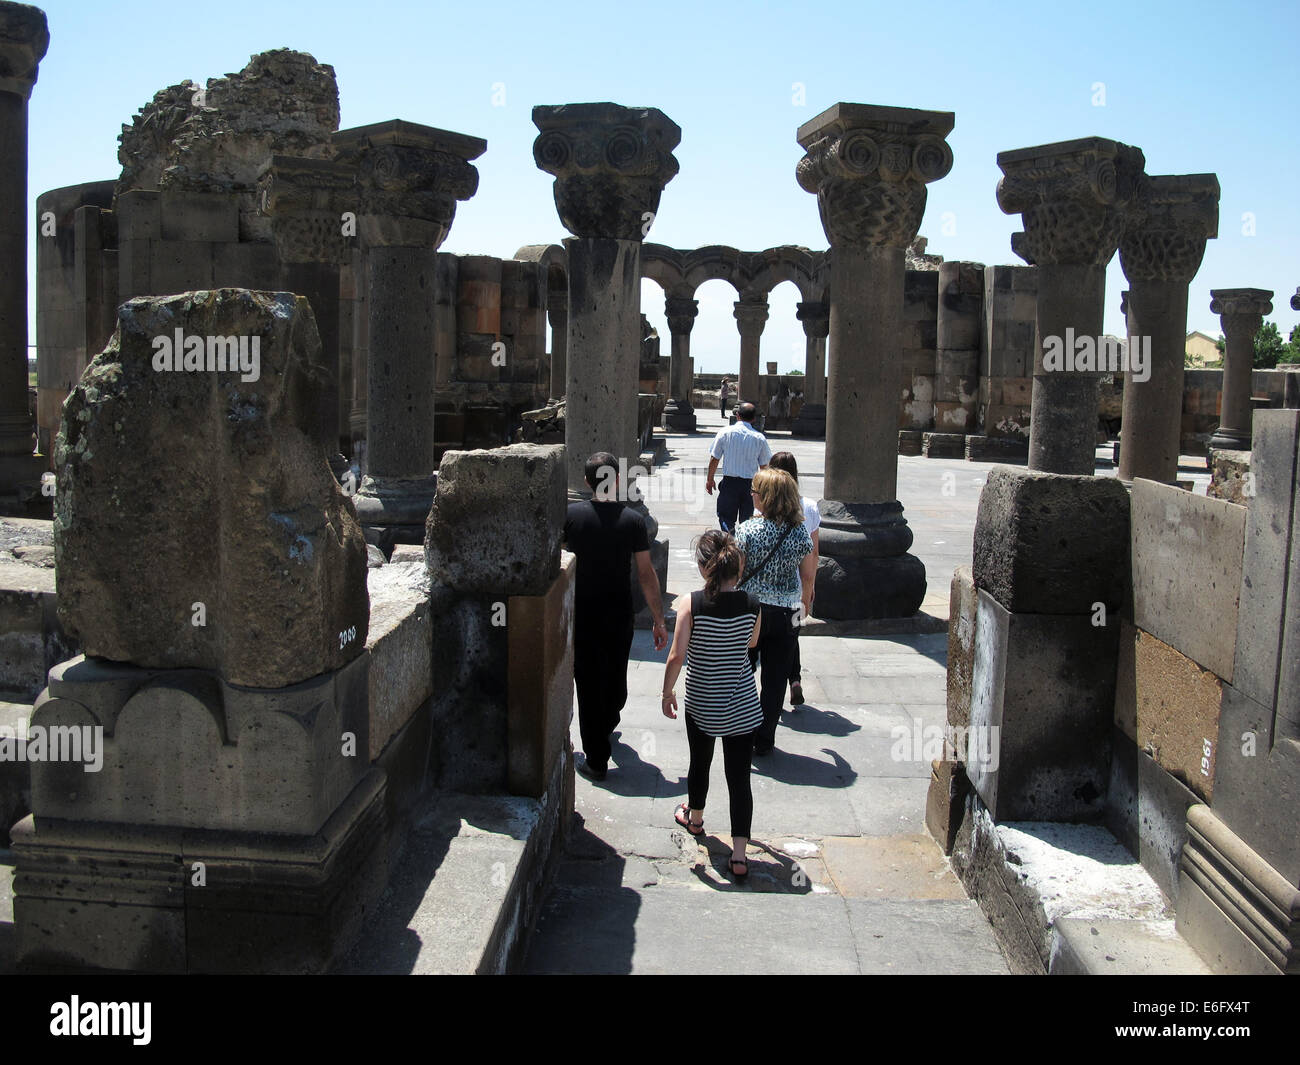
705, 402, 771, 532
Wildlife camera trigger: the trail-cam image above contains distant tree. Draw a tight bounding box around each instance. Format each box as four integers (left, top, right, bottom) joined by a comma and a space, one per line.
788, 369, 804, 375
1253, 321, 1285, 369
1280, 324, 1300, 365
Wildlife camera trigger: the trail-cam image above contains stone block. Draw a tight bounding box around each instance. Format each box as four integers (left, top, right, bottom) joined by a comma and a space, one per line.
922, 432, 964, 458
211, 240, 280, 289
507, 555, 574, 798
973, 466, 1130, 615
967, 590, 1117, 821
897, 430, 922, 456
114, 189, 161, 241
116, 237, 151, 301
55, 289, 370, 688
159, 191, 241, 244
457, 254, 502, 335
925, 758, 967, 855
365, 562, 433, 762
29, 652, 370, 835
0, 561, 74, 702
1207, 449, 1251, 505
1113, 620, 1222, 802
1000, 376, 1032, 405
964, 435, 1027, 464
1130, 478, 1245, 680
947, 565, 977, 729
1106, 728, 1199, 904
934, 401, 975, 433
425, 444, 565, 597
149, 239, 215, 293
0, 699, 33, 844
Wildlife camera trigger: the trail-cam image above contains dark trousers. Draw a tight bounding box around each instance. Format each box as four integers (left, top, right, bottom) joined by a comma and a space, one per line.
716, 475, 753, 533
574, 605, 634, 769
720, 397, 729, 416
685, 712, 754, 839
789, 628, 801, 684
748, 603, 799, 748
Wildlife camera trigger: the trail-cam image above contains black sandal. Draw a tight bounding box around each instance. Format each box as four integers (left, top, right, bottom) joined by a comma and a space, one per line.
674, 804, 704, 836
728, 856, 749, 880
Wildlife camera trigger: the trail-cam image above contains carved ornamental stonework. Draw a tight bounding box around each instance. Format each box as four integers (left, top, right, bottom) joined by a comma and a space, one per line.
733, 295, 769, 337
996, 137, 1146, 266
532, 103, 680, 241
258, 154, 355, 264
0, 1, 47, 98
796, 103, 954, 249
332, 119, 485, 248
1119, 173, 1220, 284
1211, 288, 1273, 341
797, 300, 830, 339
664, 295, 698, 336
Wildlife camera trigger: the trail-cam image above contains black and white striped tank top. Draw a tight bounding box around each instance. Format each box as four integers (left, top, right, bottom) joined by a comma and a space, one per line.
684, 589, 762, 737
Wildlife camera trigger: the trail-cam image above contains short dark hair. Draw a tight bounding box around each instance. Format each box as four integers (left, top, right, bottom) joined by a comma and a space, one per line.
584, 451, 619, 491
769, 451, 798, 484
736, 402, 757, 422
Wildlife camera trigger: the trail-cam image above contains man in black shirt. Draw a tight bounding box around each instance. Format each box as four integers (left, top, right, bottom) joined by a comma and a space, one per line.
563, 452, 668, 781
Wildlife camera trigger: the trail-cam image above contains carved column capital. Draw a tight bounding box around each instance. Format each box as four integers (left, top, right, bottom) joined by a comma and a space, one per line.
532, 103, 680, 241
258, 154, 356, 264
796, 103, 953, 249
332, 119, 485, 249
0, 2, 48, 99
796, 300, 830, 339
996, 137, 1146, 266
734, 295, 769, 337
664, 295, 699, 336
1119, 173, 1219, 284
1211, 287, 1272, 340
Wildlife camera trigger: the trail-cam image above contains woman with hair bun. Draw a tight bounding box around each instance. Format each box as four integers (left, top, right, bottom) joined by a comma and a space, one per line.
661, 530, 761, 879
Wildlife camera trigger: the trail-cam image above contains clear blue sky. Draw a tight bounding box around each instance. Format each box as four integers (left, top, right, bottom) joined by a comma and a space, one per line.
24, 0, 1300, 373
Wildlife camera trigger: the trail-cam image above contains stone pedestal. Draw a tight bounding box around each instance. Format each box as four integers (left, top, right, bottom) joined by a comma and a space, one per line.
734, 293, 768, 405
334, 120, 486, 545
791, 300, 828, 437
1117, 174, 1219, 484
662, 293, 697, 430
997, 137, 1145, 474
0, 3, 48, 491
1208, 288, 1272, 453
14, 287, 384, 972
796, 103, 953, 619
533, 101, 679, 499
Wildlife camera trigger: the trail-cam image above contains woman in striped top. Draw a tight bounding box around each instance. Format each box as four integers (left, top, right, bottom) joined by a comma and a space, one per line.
661, 530, 762, 879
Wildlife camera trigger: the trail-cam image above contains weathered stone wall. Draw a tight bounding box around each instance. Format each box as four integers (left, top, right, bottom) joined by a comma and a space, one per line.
979, 264, 1036, 442
899, 270, 938, 430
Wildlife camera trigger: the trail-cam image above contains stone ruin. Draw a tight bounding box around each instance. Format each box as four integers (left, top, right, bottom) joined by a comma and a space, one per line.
0, 0, 1296, 976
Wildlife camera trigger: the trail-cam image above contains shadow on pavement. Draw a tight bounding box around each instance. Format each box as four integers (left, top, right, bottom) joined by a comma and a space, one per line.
780, 704, 861, 737
751, 745, 856, 788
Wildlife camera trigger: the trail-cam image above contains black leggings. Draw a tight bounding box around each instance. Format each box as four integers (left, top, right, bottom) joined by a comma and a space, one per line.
685, 712, 754, 839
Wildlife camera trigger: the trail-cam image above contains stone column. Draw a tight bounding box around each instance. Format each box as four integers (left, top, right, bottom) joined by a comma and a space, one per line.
663, 293, 698, 430
332, 121, 485, 545
997, 137, 1145, 475
796, 102, 954, 619
259, 153, 356, 469
733, 293, 768, 406
933, 262, 984, 435
0, 3, 48, 487
1208, 289, 1272, 452
547, 301, 567, 401
791, 299, 829, 436
1117, 174, 1219, 483
532, 102, 680, 495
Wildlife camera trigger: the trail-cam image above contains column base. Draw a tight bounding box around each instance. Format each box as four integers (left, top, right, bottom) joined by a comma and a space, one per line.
1208, 427, 1251, 454
354, 473, 438, 549
663, 398, 697, 431
813, 500, 926, 620
790, 403, 826, 438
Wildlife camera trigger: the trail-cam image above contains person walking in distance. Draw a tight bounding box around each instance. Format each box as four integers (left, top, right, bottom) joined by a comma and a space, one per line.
706, 401, 770, 533
735, 468, 814, 755
719, 377, 732, 418
564, 453, 668, 781
767, 451, 819, 707
661, 531, 761, 880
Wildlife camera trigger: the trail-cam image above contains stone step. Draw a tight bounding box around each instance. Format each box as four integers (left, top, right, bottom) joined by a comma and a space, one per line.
1050, 916, 1214, 975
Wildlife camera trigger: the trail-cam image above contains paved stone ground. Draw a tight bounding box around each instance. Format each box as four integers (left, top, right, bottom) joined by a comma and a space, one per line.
523, 410, 1212, 974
